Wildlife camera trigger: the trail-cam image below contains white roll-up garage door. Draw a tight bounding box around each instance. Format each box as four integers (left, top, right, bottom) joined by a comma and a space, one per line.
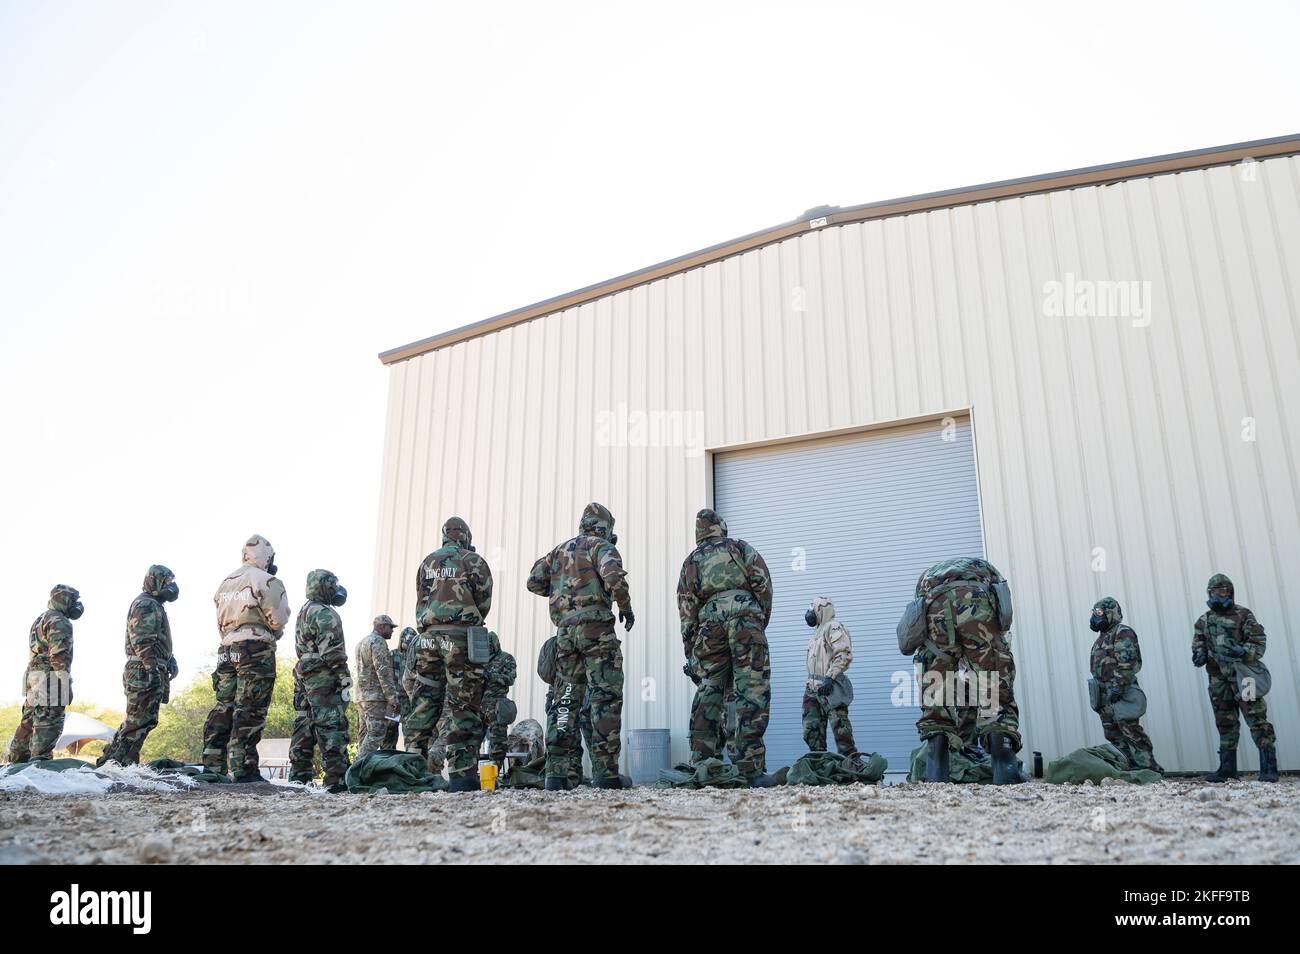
712, 416, 984, 775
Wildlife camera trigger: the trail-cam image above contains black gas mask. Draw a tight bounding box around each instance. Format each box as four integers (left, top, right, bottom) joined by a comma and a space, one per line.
804, 608, 818, 627
1089, 610, 1106, 632
160, 581, 180, 603
67, 601, 85, 620
267, 554, 279, 576
326, 579, 348, 607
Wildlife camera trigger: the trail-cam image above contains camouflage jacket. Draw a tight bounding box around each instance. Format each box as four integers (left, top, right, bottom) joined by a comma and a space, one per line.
355, 630, 401, 705
484, 644, 517, 692
391, 647, 406, 694
527, 536, 631, 626
293, 573, 351, 694
677, 510, 772, 645
1089, 624, 1141, 688
416, 519, 493, 630
1193, 605, 1266, 676
124, 594, 173, 669
27, 610, 74, 674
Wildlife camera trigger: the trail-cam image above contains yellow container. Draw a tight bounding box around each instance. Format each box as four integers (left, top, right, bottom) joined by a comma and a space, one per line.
479, 763, 498, 791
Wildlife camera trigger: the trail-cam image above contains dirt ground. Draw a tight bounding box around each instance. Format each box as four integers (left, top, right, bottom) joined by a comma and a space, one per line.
2, 775, 1297, 864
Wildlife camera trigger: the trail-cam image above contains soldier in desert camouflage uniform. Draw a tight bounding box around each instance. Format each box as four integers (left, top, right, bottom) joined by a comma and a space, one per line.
98, 566, 180, 766
1088, 597, 1162, 773
913, 556, 1023, 785
203, 535, 290, 781
479, 631, 517, 770
677, 508, 775, 787
802, 596, 856, 756
288, 569, 353, 791
5, 585, 82, 763
1194, 573, 1279, 783
354, 614, 402, 758
414, 516, 494, 791
528, 502, 634, 790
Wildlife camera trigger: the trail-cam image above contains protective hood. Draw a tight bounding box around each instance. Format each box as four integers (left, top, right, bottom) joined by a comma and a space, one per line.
1206, 573, 1234, 599
305, 568, 340, 603
143, 564, 175, 599
242, 535, 276, 572
810, 595, 836, 626
695, 508, 727, 544
579, 502, 617, 542
442, 517, 474, 550
399, 626, 417, 652
48, 584, 80, 614
1092, 597, 1123, 630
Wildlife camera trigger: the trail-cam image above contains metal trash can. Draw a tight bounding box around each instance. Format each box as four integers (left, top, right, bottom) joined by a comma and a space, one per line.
627, 728, 671, 785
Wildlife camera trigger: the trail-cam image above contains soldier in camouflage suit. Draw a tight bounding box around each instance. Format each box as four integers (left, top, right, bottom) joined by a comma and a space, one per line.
1193, 574, 1279, 782
677, 508, 775, 787
528, 502, 634, 790
5, 585, 82, 763
393, 626, 416, 744
97, 566, 180, 767
288, 569, 353, 791
414, 516, 494, 791
1088, 597, 1162, 773
914, 556, 1023, 784
203, 535, 291, 781
480, 631, 517, 770
354, 614, 402, 758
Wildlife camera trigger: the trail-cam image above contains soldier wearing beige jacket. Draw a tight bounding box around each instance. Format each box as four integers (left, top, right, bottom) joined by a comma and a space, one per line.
802, 596, 857, 755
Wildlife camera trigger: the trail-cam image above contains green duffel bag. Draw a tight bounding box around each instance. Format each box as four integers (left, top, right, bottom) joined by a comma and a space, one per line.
787, 750, 886, 786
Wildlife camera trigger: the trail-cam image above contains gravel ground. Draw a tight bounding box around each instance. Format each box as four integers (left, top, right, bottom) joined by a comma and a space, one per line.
2, 776, 1296, 864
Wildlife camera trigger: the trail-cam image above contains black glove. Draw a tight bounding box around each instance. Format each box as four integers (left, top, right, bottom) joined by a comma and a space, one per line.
1107, 684, 1124, 704
620, 607, 635, 632
816, 676, 834, 697
1218, 643, 1246, 660
682, 663, 701, 686
167, 656, 179, 680
1192, 650, 1208, 668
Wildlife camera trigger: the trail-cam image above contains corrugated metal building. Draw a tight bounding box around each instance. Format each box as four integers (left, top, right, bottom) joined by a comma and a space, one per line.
374, 136, 1300, 774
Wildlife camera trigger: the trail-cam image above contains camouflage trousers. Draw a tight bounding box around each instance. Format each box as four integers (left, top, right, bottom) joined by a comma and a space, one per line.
915, 621, 1020, 751
545, 620, 624, 781
355, 699, 399, 760
1099, 713, 1162, 772
97, 662, 167, 767
1207, 671, 1276, 750
424, 629, 487, 780
404, 645, 446, 769
288, 697, 350, 785
4, 703, 65, 763
201, 642, 277, 778
689, 608, 770, 777
545, 685, 593, 784
480, 688, 510, 764
801, 690, 856, 755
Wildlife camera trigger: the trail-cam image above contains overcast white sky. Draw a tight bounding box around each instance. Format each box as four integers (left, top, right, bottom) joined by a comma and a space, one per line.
2, 0, 1297, 708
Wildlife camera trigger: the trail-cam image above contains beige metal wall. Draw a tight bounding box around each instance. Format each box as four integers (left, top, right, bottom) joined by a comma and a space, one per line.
374, 154, 1300, 772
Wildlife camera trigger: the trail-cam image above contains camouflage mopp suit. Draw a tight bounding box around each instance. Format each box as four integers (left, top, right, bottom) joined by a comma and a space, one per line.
529, 502, 634, 790
1088, 597, 1161, 773
677, 508, 774, 785
1194, 574, 1279, 782
6, 585, 81, 763
288, 569, 353, 789
97, 566, 179, 767
414, 516, 494, 790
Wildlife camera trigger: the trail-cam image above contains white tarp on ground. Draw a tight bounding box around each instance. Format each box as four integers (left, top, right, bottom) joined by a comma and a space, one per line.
55, 712, 116, 750
0, 762, 196, 796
